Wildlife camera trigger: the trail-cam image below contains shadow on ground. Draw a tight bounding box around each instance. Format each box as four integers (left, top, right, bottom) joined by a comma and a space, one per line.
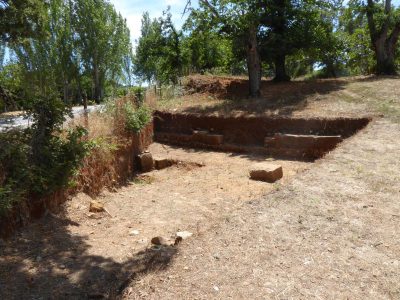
0, 212, 177, 300
181, 79, 349, 116
161, 143, 303, 163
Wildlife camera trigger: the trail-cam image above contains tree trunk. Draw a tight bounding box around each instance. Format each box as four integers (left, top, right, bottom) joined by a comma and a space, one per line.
273, 54, 290, 82
246, 25, 261, 98
93, 63, 101, 104
366, 0, 400, 75
63, 79, 69, 104
374, 39, 396, 75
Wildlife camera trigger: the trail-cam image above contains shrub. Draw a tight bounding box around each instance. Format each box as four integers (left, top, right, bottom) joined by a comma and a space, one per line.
123, 102, 152, 133
0, 96, 89, 215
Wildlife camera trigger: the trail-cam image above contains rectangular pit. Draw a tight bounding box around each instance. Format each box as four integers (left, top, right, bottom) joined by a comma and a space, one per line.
153, 111, 371, 160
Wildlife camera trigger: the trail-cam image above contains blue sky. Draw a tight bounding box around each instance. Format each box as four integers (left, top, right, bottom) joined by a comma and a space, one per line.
109, 0, 199, 44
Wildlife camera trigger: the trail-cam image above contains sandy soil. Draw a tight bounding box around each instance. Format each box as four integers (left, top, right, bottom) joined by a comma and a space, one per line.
0, 143, 308, 299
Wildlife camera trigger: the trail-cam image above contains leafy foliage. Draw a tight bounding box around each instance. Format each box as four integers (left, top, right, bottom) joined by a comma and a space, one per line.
1, 0, 133, 110
123, 102, 152, 133
0, 96, 89, 215
0, 0, 47, 43
134, 9, 182, 86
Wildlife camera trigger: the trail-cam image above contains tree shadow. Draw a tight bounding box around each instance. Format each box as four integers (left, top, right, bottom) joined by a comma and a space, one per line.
0, 211, 177, 300
160, 143, 306, 163
181, 79, 349, 116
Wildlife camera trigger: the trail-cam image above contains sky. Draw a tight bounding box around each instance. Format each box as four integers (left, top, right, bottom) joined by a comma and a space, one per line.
109, 0, 199, 44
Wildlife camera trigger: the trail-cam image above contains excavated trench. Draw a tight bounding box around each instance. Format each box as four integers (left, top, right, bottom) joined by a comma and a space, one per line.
153, 111, 371, 161
0, 112, 373, 299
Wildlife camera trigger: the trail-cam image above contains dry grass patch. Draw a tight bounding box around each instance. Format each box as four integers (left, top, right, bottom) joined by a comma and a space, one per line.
156, 75, 400, 121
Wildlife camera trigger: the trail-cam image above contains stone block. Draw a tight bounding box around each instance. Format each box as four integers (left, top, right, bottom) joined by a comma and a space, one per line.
203, 134, 224, 145
89, 201, 104, 213
192, 130, 209, 143
249, 163, 283, 183
273, 134, 342, 149
154, 158, 175, 170
264, 136, 276, 147
137, 152, 154, 172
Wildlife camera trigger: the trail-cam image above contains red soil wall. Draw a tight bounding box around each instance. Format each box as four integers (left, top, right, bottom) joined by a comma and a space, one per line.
0, 122, 154, 239
154, 111, 370, 147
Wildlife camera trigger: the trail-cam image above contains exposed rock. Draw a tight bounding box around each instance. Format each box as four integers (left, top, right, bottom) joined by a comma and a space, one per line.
129, 230, 140, 236
249, 163, 283, 183
89, 201, 105, 213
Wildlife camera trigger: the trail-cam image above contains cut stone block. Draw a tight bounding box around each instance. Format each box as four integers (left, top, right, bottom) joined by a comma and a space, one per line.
192, 130, 209, 143
137, 152, 154, 172
249, 163, 283, 183
203, 134, 224, 145
273, 134, 342, 149
156, 132, 192, 143
264, 137, 276, 147
154, 158, 175, 170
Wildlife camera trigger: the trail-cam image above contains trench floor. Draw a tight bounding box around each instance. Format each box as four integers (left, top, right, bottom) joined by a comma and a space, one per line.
0, 142, 310, 299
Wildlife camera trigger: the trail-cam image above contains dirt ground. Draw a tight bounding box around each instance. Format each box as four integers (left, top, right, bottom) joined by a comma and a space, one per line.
1, 75, 399, 299
123, 118, 400, 300
0, 143, 308, 299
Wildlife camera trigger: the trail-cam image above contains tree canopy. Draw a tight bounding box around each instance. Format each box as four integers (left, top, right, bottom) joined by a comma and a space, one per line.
2, 0, 400, 106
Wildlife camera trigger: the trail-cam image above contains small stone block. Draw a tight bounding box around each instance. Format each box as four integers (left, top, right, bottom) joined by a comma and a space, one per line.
264, 137, 276, 147
203, 134, 224, 145
89, 201, 104, 213
137, 152, 154, 172
154, 158, 175, 170
192, 130, 209, 143
249, 163, 283, 183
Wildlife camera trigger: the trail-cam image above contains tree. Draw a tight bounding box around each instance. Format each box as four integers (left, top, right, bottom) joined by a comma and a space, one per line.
258, 0, 339, 81
75, 0, 132, 103
134, 9, 183, 86
0, 0, 47, 43
182, 12, 234, 74
339, 0, 375, 74
365, 0, 400, 74
187, 0, 262, 97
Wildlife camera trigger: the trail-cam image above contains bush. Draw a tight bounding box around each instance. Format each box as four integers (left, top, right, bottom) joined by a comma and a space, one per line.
0, 96, 89, 215
104, 96, 152, 134
123, 102, 152, 133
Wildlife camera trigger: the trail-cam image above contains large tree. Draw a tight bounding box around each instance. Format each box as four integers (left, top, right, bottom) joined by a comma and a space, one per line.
187, 0, 262, 97
134, 9, 183, 86
366, 0, 400, 74
259, 0, 339, 81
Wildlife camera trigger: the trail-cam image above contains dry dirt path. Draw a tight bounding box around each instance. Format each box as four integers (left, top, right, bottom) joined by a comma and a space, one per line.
0, 143, 308, 299
122, 118, 400, 300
